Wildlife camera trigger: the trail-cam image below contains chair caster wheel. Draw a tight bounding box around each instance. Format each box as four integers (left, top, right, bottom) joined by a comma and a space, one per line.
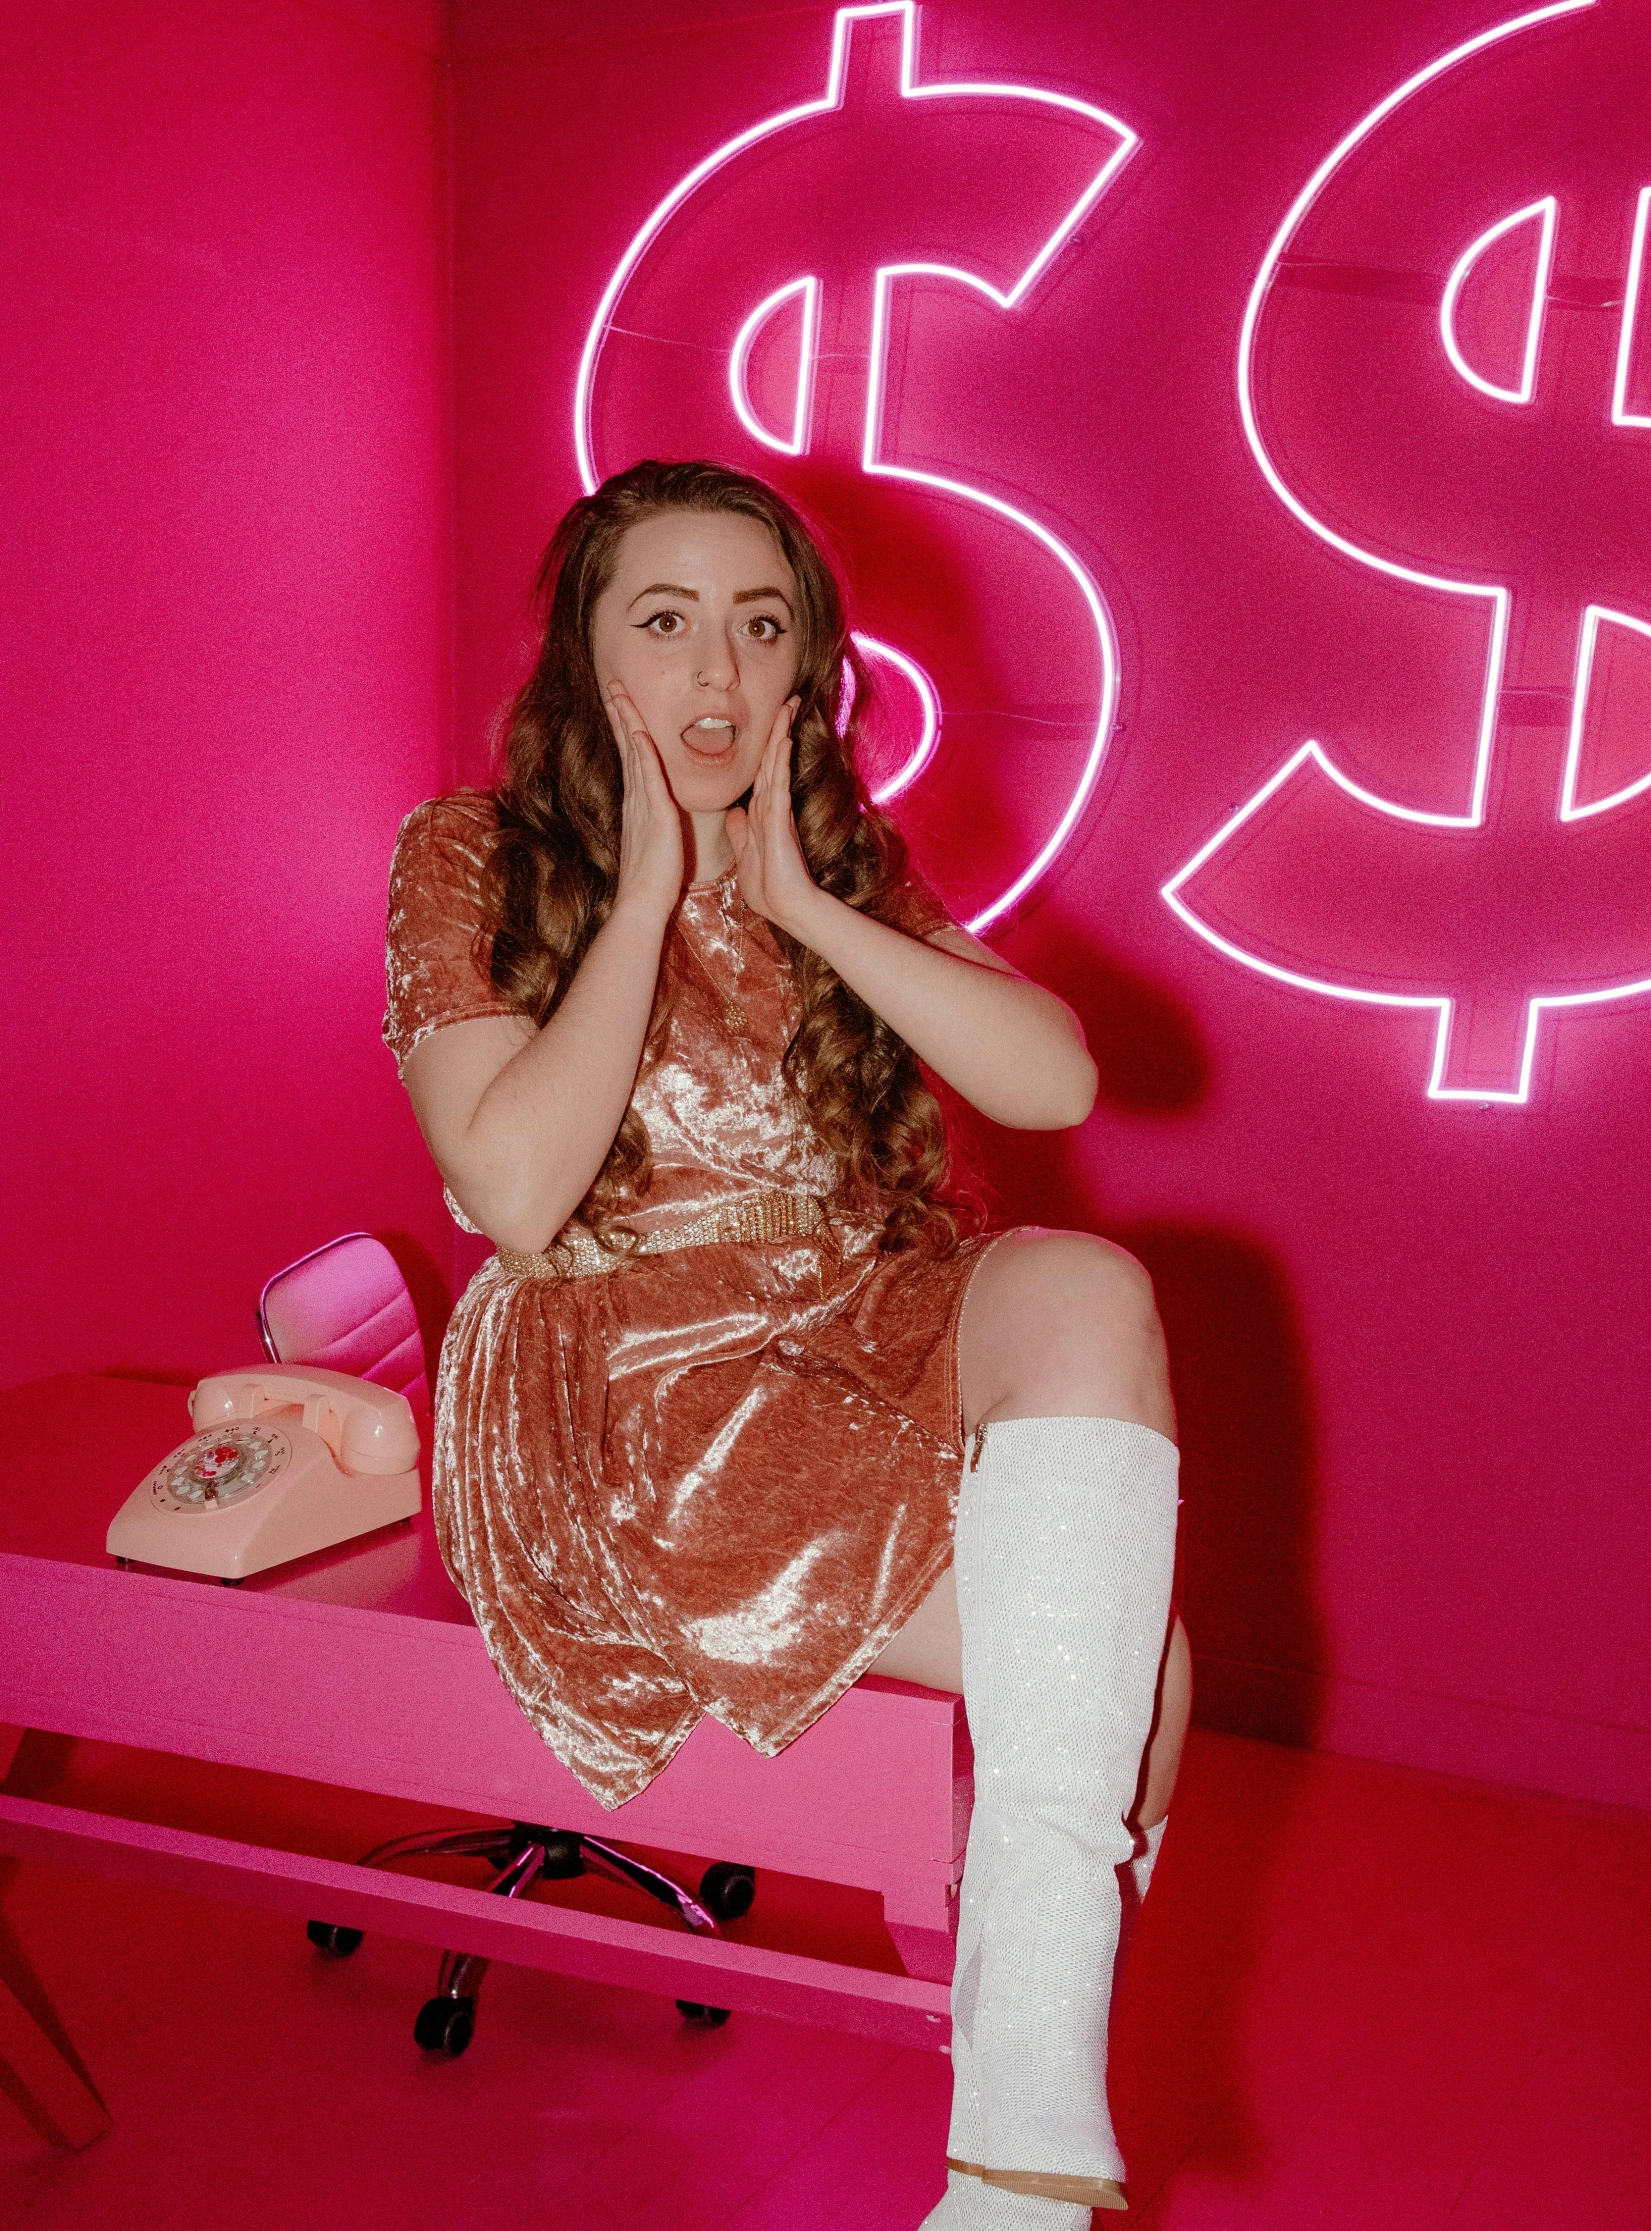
415, 1996, 475, 2055
306, 1919, 364, 1956
676, 2000, 731, 2028
698, 1862, 756, 1922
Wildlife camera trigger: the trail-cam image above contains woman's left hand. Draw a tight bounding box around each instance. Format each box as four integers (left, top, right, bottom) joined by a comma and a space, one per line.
726, 696, 826, 937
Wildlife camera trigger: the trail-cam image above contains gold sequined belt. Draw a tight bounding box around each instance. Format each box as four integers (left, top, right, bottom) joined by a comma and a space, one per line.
495, 1189, 829, 1281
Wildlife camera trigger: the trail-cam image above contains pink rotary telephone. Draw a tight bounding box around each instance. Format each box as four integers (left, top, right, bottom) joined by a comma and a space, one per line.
107, 1365, 421, 1583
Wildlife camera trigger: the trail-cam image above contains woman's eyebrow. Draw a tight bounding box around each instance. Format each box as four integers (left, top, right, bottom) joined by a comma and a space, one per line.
628, 581, 699, 607
625, 581, 794, 611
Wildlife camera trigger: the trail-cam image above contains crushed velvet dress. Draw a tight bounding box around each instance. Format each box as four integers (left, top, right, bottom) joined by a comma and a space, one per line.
383, 790, 991, 1808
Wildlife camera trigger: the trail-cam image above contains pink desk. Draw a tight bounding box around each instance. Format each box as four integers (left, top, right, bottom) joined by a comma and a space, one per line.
0, 1374, 967, 2146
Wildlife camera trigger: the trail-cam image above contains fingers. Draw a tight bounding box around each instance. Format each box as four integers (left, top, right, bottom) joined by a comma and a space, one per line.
765, 694, 798, 781
750, 697, 796, 819
604, 682, 672, 807
728, 700, 810, 924
601, 680, 635, 756
601, 683, 637, 798
759, 698, 799, 832
604, 679, 647, 736
603, 681, 656, 764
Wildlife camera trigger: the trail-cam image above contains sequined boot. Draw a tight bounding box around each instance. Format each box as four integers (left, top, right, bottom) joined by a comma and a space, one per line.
917, 1828, 1173, 2229
920, 1416, 1178, 2225
917, 1822, 1170, 2228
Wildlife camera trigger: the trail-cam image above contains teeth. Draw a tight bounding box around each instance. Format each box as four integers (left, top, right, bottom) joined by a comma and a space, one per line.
690, 718, 734, 731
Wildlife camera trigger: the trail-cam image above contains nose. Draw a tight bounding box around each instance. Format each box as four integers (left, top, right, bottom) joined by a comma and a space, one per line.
695, 634, 738, 692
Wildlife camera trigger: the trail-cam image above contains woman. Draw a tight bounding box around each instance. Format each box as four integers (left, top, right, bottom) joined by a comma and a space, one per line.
383, 459, 1190, 2226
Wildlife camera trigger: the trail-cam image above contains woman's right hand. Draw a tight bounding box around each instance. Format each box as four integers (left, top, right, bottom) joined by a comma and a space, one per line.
603, 681, 684, 920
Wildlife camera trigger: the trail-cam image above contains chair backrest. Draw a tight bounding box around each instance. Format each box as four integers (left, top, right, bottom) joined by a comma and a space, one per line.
257, 1233, 430, 1414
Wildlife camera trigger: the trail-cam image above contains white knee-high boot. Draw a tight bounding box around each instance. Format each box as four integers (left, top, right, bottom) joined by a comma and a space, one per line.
919, 1417, 1179, 2227
918, 1819, 1172, 2230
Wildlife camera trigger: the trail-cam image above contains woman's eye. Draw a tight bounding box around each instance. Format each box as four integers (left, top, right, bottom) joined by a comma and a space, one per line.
639, 611, 684, 636
743, 615, 785, 642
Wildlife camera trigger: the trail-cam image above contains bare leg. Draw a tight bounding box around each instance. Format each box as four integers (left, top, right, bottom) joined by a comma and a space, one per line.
871, 1229, 1191, 1824
957, 1227, 1177, 1441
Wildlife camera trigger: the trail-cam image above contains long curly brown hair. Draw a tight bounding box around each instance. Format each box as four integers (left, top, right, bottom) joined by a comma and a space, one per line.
478, 458, 968, 1256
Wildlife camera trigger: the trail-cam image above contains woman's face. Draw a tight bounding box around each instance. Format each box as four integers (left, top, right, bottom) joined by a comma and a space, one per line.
589, 508, 802, 816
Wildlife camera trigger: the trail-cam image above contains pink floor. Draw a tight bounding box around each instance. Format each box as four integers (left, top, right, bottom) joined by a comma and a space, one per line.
1, 1726, 1646, 2230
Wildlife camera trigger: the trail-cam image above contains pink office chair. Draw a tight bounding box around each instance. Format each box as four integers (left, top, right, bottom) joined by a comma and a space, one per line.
257, 1232, 429, 1413
257, 1232, 753, 2056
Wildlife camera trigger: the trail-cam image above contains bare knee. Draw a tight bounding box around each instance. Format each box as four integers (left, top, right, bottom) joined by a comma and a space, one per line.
963, 1229, 1170, 1433
985, 1229, 1155, 1332
1042, 1232, 1157, 1342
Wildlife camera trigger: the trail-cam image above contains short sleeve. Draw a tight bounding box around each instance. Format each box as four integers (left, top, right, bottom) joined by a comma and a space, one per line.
382, 790, 518, 1073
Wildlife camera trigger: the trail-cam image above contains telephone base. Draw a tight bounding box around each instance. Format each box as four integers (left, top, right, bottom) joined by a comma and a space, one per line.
107, 1461, 421, 1582
106, 1364, 424, 1582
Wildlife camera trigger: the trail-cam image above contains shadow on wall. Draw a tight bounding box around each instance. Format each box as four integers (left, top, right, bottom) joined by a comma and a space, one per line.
1004, 903, 1213, 1118
966, 912, 1327, 1754
375, 1229, 464, 1403
1135, 1222, 1324, 1752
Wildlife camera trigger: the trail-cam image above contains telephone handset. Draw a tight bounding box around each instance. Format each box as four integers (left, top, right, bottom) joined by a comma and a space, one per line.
107, 1364, 422, 1583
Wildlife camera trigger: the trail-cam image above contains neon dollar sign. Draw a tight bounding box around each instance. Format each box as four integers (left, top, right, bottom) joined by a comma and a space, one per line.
1165, 0, 1651, 1103
577, 1, 1138, 931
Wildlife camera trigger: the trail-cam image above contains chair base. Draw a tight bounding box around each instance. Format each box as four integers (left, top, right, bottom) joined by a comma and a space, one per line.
305, 1821, 755, 2053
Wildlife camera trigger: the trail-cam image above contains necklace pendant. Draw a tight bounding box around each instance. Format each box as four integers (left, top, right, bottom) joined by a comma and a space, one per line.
723, 1001, 749, 1035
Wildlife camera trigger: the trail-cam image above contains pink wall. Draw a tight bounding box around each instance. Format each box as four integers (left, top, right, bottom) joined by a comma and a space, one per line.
0, 1, 458, 1385
4, 0, 1645, 1813
449, 0, 1651, 1808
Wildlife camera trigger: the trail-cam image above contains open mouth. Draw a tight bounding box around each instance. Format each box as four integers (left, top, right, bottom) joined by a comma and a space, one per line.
681, 716, 739, 765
